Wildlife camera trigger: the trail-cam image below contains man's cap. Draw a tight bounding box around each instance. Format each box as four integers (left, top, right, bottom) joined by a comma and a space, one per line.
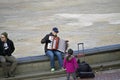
52, 27, 59, 33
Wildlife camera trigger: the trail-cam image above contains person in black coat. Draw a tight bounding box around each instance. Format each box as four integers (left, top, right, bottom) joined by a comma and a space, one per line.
41, 27, 63, 72
0, 32, 17, 78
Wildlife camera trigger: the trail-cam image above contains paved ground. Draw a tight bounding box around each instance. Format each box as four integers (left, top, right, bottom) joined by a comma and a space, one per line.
46, 69, 120, 80
0, 0, 120, 58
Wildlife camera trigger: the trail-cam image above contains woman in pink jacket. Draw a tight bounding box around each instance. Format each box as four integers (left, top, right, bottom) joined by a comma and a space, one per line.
63, 49, 78, 80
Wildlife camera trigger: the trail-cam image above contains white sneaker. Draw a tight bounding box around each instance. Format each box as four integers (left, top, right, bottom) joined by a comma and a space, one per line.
59, 67, 66, 71
51, 68, 55, 72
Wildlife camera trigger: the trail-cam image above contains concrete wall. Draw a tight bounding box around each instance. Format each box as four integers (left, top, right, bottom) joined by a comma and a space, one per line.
0, 44, 120, 77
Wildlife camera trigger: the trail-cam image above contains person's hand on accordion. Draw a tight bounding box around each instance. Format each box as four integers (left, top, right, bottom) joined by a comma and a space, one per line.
47, 40, 52, 43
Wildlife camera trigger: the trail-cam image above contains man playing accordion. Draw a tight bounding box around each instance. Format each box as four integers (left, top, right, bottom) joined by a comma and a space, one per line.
41, 27, 68, 72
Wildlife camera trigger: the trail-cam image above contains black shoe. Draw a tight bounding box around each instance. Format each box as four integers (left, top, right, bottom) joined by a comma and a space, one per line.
3, 72, 9, 78
8, 72, 15, 77
4, 74, 9, 78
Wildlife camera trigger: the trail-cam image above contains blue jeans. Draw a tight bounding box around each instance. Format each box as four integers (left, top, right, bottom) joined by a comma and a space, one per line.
46, 50, 63, 69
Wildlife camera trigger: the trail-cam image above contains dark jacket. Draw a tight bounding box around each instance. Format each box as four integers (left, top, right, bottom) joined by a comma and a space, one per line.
41, 33, 56, 52
0, 39, 15, 56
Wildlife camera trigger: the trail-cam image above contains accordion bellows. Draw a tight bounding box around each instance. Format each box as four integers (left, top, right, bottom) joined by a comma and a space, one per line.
47, 36, 67, 53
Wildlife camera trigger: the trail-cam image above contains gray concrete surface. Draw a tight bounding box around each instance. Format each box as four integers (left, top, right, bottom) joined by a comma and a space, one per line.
0, 0, 120, 58
44, 69, 120, 80
0, 45, 120, 79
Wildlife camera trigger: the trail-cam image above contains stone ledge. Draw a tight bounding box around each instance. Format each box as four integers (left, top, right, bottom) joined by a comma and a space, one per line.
16, 44, 120, 65
5, 70, 65, 80
74, 44, 120, 55
0, 44, 120, 78
1, 60, 120, 80
91, 60, 120, 70
17, 55, 49, 65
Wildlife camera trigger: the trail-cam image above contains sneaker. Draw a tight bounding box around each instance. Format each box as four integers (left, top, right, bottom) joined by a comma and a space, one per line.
59, 67, 65, 71
51, 68, 55, 72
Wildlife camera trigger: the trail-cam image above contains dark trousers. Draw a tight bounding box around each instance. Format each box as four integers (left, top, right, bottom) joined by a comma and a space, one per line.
0, 55, 17, 76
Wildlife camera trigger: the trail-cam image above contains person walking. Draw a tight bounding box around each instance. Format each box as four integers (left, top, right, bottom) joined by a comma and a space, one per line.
63, 49, 78, 80
0, 32, 17, 78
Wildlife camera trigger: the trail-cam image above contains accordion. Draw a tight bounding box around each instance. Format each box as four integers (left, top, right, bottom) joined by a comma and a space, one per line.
47, 36, 68, 53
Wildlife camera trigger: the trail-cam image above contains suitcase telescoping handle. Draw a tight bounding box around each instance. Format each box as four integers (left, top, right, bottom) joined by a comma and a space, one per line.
77, 43, 85, 61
